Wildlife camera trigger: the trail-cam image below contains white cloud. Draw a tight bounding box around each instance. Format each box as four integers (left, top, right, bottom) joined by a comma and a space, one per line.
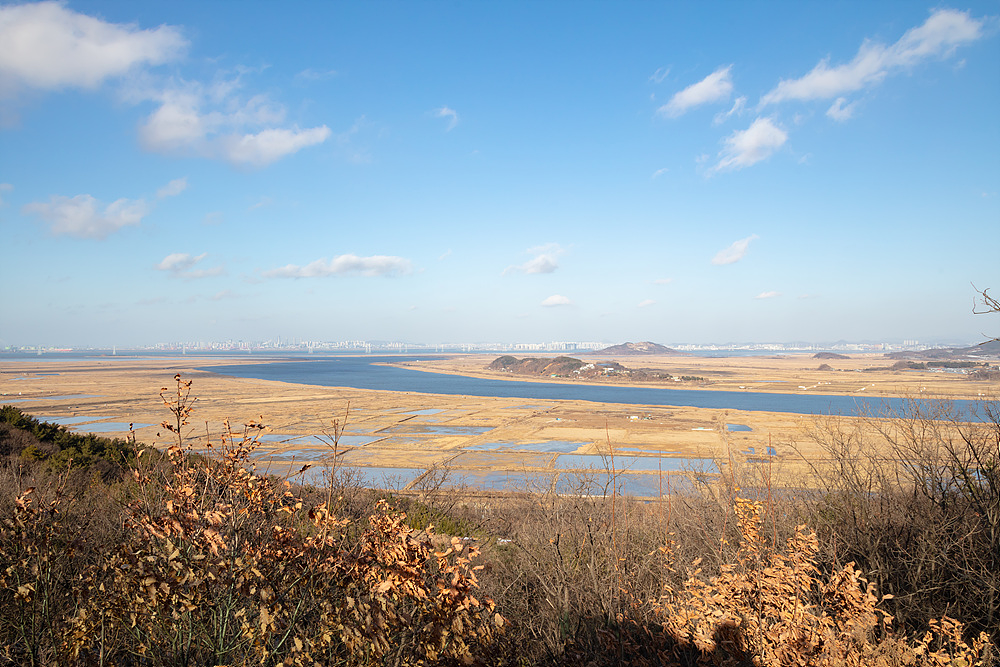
0, 182, 12, 205
156, 252, 223, 278
541, 294, 572, 307
826, 97, 858, 122
156, 177, 187, 199
262, 254, 413, 278
651, 167, 669, 179
23, 194, 148, 239
658, 66, 733, 118
638, 299, 656, 308
217, 126, 331, 167
137, 78, 331, 166
157, 252, 205, 272
503, 243, 565, 275
0, 1, 185, 94
711, 117, 787, 173
712, 234, 758, 266
760, 8, 985, 107
713, 96, 747, 125
754, 291, 781, 299
0, 4, 330, 165
652, 277, 673, 285
649, 66, 670, 84
434, 106, 459, 131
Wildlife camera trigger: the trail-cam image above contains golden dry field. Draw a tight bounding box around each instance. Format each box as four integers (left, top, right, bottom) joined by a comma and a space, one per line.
2, 353, 997, 495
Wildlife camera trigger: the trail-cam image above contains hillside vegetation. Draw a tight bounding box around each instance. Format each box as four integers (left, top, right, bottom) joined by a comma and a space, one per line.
488, 356, 683, 382
1, 376, 997, 666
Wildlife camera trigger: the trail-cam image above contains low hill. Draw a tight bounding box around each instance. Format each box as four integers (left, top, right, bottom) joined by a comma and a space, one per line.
488, 355, 597, 377
487, 355, 682, 382
885, 339, 1000, 360
813, 352, 850, 359
592, 341, 687, 355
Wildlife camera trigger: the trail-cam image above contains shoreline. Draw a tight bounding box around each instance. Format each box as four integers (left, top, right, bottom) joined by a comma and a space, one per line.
383, 353, 998, 400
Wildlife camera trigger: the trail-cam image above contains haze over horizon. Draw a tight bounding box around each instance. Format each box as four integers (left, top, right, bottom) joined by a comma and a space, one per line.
1, 1, 997, 348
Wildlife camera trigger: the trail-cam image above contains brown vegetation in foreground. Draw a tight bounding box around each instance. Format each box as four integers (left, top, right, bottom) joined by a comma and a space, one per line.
1, 376, 997, 666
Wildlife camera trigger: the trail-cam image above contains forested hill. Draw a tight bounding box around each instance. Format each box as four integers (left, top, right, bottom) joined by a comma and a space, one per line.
487, 355, 679, 381
592, 341, 688, 355
488, 356, 617, 377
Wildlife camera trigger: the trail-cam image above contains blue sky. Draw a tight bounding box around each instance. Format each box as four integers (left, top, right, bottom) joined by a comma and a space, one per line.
1, 1, 997, 348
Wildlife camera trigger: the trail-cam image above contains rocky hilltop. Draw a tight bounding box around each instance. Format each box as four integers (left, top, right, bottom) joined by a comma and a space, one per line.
592, 341, 687, 355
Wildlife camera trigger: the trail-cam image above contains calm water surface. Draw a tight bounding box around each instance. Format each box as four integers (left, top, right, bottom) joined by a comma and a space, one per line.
201, 356, 984, 418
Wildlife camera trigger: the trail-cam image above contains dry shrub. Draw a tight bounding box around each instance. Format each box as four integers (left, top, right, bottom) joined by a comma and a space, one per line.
648, 495, 994, 667
2, 380, 996, 667
2, 376, 502, 666
799, 398, 999, 641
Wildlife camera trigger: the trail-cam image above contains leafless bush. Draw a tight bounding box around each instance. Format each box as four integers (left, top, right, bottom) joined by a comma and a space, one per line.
798, 398, 1000, 641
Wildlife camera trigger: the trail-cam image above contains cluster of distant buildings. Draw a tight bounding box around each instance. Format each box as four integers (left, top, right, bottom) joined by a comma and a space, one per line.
3, 338, 949, 355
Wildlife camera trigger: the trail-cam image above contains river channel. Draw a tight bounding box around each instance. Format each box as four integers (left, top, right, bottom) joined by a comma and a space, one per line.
200, 355, 981, 418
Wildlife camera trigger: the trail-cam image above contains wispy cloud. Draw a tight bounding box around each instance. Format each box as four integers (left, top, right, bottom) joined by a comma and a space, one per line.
262, 254, 413, 278
156, 252, 224, 279
649, 66, 670, 84
825, 97, 858, 122
0, 1, 185, 95
156, 177, 188, 199
760, 9, 985, 108
434, 106, 459, 131
294, 68, 337, 81
248, 197, 273, 210
0, 183, 12, 205
541, 294, 572, 307
713, 96, 747, 125
652, 277, 673, 285
638, 299, 656, 308
651, 167, 669, 179
503, 243, 565, 275
754, 290, 781, 299
710, 117, 787, 173
712, 234, 758, 265
23, 193, 149, 239
658, 65, 733, 118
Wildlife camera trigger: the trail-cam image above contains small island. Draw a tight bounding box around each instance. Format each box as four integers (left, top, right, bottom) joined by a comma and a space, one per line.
487, 355, 704, 383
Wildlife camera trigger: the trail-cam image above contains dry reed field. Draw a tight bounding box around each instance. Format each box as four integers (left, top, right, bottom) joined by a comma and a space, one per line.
1, 368, 997, 665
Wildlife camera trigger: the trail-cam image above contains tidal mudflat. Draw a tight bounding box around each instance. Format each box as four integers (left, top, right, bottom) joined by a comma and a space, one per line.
2, 354, 995, 496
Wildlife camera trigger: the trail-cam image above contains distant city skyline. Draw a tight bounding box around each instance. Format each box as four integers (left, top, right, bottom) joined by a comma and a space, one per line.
1, 2, 997, 348
2, 335, 980, 356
